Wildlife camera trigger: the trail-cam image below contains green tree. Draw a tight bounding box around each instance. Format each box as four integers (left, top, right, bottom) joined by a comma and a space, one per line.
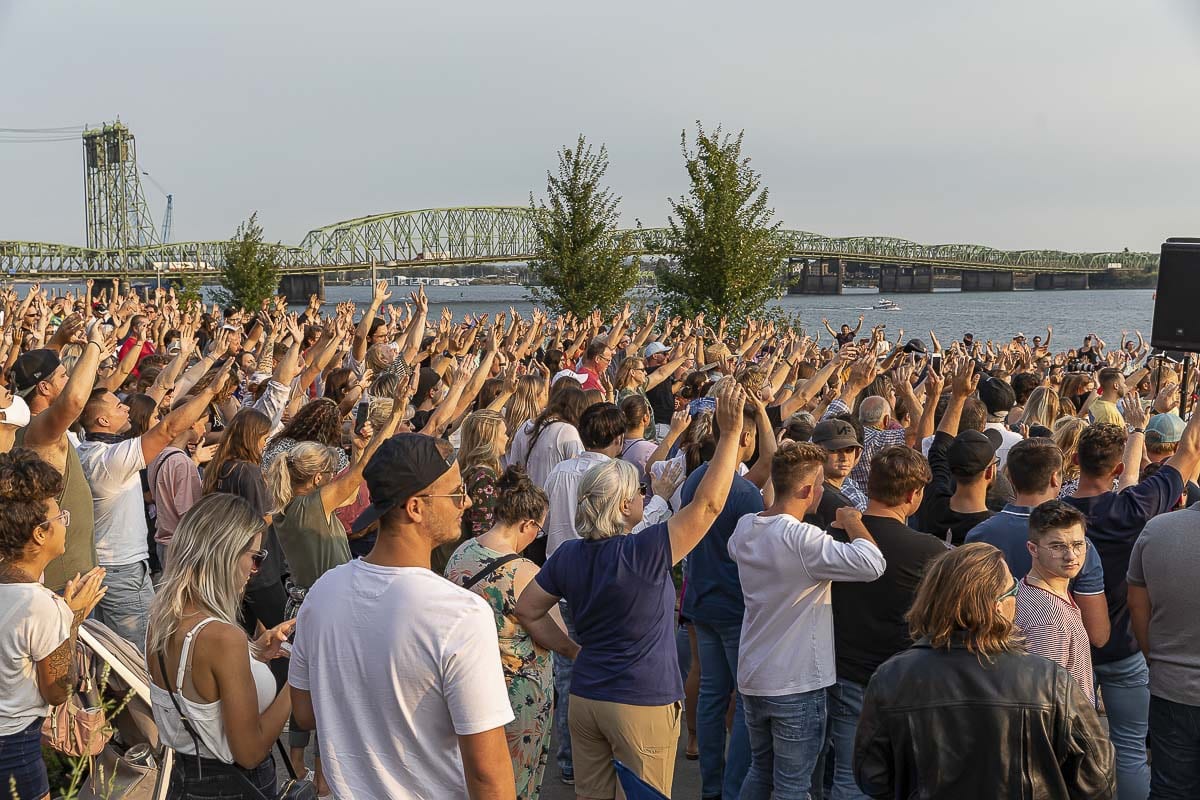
176, 271, 204, 307
212, 212, 280, 310
529, 136, 639, 316
657, 123, 789, 322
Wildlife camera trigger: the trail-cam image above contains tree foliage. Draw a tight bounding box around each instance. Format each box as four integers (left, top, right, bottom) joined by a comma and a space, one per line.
213, 212, 280, 310
529, 136, 639, 317
657, 124, 788, 322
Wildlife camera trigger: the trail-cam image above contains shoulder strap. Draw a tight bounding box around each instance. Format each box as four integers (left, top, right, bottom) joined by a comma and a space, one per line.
463, 553, 524, 590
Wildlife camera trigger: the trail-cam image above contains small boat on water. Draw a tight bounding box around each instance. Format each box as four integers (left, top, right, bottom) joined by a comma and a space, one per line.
875, 298, 900, 310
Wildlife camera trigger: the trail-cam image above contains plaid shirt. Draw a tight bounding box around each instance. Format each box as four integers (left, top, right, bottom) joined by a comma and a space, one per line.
823, 398, 908, 488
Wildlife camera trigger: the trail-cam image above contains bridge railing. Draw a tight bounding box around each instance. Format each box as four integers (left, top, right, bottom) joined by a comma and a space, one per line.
1, 206, 1160, 278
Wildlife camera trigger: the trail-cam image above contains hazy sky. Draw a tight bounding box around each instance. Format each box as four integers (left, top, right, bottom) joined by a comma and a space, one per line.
3, 1, 1200, 252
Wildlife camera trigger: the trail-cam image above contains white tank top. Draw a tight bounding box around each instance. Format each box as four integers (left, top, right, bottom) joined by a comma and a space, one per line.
149, 617, 276, 763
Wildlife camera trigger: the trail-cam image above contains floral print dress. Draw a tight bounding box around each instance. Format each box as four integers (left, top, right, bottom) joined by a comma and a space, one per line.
462, 464, 500, 538
446, 539, 553, 800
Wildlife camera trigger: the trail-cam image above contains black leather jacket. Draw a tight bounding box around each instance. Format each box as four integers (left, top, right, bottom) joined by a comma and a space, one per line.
853, 637, 1115, 799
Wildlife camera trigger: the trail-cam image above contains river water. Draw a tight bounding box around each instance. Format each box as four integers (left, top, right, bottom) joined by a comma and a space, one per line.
320, 285, 1156, 352
12, 280, 1155, 352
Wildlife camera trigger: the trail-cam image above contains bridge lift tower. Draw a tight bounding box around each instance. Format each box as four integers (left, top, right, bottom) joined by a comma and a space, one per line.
81, 122, 160, 271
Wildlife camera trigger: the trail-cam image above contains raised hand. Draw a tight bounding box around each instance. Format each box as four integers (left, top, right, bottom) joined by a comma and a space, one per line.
63, 567, 107, 618
950, 358, 979, 398
714, 381, 748, 439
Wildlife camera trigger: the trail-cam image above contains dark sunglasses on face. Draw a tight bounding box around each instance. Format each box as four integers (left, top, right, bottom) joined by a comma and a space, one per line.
250, 549, 268, 571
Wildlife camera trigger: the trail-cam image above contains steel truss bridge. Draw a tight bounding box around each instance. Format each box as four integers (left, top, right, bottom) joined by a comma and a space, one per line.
1, 206, 1158, 280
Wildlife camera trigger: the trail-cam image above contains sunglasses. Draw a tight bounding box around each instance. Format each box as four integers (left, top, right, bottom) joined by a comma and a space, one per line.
249, 548, 268, 572
996, 578, 1019, 603
416, 484, 470, 508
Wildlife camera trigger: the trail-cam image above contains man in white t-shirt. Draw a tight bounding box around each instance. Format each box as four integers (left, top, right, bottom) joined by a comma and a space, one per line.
290, 434, 515, 800
728, 442, 885, 799
77, 374, 226, 649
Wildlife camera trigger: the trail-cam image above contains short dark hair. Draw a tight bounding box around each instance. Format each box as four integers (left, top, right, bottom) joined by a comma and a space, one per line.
585, 338, 610, 361
1098, 367, 1122, 390
0, 448, 65, 561
771, 442, 826, 497
1011, 372, 1041, 406
1028, 499, 1087, 542
867, 446, 932, 506
1004, 438, 1063, 495
978, 377, 1016, 416
578, 403, 625, 449
494, 466, 549, 525
1077, 423, 1127, 478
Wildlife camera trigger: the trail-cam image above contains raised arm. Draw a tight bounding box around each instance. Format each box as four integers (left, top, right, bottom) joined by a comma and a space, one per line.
352, 280, 391, 364
320, 373, 413, 516
140, 369, 228, 464
24, 323, 109, 447
667, 382, 747, 564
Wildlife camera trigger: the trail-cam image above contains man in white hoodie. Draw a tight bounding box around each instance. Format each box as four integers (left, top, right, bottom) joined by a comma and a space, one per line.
728, 442, 886, 800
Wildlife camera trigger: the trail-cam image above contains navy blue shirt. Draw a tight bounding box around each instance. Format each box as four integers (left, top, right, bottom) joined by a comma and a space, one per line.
680, 463, 765, 626
964, 504, 1105, 595
1063, 465, 1185, 665
536, 522, 683, 706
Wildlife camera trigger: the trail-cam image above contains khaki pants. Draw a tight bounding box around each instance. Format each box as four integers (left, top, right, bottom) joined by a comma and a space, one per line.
568, 694, 681, 799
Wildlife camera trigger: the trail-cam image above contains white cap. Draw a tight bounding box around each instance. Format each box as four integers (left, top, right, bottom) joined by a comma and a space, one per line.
552, 369, 590, 385
642, 341, 671, 358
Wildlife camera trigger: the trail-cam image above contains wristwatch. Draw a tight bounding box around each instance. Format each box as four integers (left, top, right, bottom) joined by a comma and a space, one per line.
1128, 427, 1145, 435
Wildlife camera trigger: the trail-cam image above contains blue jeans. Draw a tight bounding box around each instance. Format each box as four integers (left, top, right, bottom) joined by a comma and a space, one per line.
0, 718, 49, 800
1095, 653, 1151, 800
826, 677, 868, 800
1149, 694, 1200, 799
694, 619, 750, 799
552, 601, 575, 778
741, 689, 828, 800
96, 559, 155, 651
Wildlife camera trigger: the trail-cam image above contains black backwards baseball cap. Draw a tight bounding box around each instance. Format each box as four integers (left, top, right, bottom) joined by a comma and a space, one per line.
351, 433, 456, 535
12, 349, 61, 398
947, 429, 1004, 476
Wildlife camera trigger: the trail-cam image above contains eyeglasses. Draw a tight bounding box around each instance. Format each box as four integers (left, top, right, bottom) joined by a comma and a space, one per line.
996, 578, 1019, 603
249, 549, 268, 572
1035, 541, 1087, 558
37, 509, 71, 530
416, 484, 470, 508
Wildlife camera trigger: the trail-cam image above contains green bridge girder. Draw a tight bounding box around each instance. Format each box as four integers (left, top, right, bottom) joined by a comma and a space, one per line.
1, 206, 1158, 279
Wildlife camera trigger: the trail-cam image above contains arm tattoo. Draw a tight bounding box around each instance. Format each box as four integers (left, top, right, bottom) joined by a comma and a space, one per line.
44, 632, 79, 695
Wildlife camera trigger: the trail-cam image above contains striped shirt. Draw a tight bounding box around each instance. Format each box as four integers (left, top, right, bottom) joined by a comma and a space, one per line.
1015, 578, 1095, 704
822, 398, 908, 489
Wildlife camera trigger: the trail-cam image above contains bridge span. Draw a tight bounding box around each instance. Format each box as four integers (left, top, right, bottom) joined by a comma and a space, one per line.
2, 206, 1158, 293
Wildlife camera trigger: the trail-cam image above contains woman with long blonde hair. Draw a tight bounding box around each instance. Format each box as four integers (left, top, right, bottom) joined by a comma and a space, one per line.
1020, 386, 1061, 431
505, 374, 547, 443
1054, 416, 1089, 496
854, 543, 1113, 798
146, 494, 294, 799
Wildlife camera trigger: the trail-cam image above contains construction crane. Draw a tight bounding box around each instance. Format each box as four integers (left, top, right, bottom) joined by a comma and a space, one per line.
140, 170, 173, 243
160, 194, 173, 244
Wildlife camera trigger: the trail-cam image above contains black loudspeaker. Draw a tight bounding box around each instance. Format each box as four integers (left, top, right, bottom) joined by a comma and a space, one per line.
1150, 238, 1200, 352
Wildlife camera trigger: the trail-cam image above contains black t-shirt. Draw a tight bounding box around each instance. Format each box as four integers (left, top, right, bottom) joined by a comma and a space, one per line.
216, 460, 286, 588
831, 515, 949, 685
835, 331, 856, 346
1063, 465, 1184, 665
646, 368, 676, 426
805, 482, 852, 530
915, 430, 994, 545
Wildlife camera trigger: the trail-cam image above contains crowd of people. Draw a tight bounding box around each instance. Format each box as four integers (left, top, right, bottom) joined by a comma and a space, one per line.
1, 276, 1196, 800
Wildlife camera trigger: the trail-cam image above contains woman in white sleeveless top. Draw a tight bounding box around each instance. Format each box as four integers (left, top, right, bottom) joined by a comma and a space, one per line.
146, 493, 294, 799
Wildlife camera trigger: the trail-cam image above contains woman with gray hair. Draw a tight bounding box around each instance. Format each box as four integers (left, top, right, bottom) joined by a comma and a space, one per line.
516, 380, 750, 799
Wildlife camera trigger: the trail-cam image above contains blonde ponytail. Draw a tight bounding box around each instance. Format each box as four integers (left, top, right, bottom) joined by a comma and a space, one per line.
266, 441, 337, 513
